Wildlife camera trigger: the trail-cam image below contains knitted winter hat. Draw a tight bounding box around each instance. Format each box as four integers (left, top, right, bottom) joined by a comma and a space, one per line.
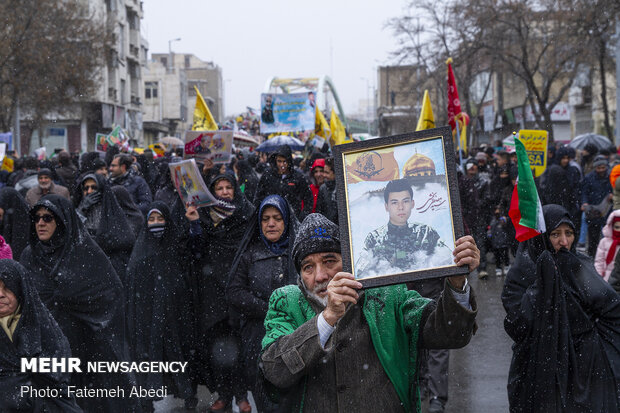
0, 235, 13, 260
292, 213, 340, 272
37, 168, 52, 179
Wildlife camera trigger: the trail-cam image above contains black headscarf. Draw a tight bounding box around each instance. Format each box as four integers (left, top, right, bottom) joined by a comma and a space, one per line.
0, 188, 30, 260
126, 201, 193, 400
258, 195, 291, 255
502, 204, 620, 412
21, 194, 123, 331
0, 260, 82, 412
111, 185, 144, 239
19, 195, 139, 411
75, 173, 135, 285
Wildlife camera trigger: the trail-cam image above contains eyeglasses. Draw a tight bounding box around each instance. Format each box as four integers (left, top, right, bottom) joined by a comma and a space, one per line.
33, 214, 55, 223
83, 185, 97, 191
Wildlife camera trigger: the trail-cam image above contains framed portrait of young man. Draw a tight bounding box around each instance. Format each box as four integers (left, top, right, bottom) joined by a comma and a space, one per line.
332, 126, 469, 288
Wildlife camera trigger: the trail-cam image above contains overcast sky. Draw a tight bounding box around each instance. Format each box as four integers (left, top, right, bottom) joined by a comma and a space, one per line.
142, 0, 407, 118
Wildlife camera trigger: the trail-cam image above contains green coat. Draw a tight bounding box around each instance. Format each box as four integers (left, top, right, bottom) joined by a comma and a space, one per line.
262, 284, 431, 412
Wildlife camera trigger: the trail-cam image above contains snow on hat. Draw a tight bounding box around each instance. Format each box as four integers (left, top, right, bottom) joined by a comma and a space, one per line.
593, 155, 608, 168
0, 235, 13, 260
292, 213, 340, 272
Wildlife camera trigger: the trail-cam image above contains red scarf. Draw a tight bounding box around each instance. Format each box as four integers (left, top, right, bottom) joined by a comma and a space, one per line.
606, 219, 620, 265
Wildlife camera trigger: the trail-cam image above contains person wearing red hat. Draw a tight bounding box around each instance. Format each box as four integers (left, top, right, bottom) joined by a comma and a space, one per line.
309, 158, 326, 213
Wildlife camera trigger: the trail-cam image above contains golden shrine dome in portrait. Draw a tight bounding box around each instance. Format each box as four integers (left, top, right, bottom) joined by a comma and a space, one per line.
403, 153, 436, 177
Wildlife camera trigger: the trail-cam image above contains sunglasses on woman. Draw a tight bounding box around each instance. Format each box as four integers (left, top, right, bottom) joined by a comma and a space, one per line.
33, 214, 55, 223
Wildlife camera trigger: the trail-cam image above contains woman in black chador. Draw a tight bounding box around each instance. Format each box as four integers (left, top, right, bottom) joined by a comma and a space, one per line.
0, 259, 82, 412
502, 204, 620, 412
226, 194, 299, 412
19, 195, 138, 413
127, 201, 194, 412
74, 173, 135, 286
0, 187, 30, 259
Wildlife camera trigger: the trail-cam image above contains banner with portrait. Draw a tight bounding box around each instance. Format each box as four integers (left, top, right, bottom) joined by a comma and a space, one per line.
259, 92, 316, 134
184, 130, 234, 164
333, 127, 468, 288
169, 158, 233, 209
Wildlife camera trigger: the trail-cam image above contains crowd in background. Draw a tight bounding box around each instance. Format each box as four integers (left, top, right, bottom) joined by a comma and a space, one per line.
458, 139, 620, 292
0, 142, 340, 413
1, 136, 619, 413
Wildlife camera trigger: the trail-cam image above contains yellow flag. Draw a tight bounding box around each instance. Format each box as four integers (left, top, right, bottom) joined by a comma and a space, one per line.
315, 106, 331, 140
330, 108, 351, 146
192, 86, 218, 131
416, 90, 435, 131
1, 156, 13, 172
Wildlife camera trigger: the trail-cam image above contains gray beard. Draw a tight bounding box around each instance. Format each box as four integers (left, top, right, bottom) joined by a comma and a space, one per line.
300, 278, 329, 308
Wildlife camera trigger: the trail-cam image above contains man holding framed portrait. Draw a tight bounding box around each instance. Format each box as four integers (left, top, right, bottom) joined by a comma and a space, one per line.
260, 128, 480, 413
260, 213, 479, 413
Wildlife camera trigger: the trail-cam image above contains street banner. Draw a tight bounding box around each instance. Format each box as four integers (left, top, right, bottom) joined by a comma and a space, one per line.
184, 130, 233, 164
192, 86, 218, 131
260, 92, 316, 134
169, 158, 233, 209
0, 143, 12, 172
517, 129, 548, 177
0, 132, 12, 150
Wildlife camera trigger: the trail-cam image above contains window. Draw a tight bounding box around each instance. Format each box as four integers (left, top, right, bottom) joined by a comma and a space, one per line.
145, 82, 158, 100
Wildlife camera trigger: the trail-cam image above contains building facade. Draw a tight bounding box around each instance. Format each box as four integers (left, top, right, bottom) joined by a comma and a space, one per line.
20, 0, 146, 155
151, 53, 224, 126
142, 60, 188, 145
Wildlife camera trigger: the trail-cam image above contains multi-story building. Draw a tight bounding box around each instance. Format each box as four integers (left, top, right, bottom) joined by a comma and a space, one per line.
151, 53, 224, 126
376, 65, 428, 137
142, 60, 188, 145
20, 0, 146, 154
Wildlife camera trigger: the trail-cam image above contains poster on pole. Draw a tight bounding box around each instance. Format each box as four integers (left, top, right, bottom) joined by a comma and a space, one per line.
260, 92, 316, 134
169, 158, 234, 209
518, 129, 548, 177
184, 130, 233, 164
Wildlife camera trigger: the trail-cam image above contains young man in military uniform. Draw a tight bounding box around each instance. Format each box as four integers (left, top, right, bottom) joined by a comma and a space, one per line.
356, 179, 452, 278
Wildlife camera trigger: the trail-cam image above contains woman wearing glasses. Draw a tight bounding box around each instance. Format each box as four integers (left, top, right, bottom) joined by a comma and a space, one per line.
20, 195, 139, 413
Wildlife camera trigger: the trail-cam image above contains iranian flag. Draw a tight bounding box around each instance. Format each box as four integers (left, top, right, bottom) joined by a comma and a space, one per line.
508, 137, 546, 241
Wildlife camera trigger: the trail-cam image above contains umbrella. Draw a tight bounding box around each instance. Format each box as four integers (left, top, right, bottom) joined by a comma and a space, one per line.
255, 135, 305, 152
568, 133, 612, 150
158, 136, 185, 147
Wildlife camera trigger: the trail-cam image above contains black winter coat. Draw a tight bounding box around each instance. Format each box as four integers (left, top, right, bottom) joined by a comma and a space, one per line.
109, 172, 153, 214
315, 180, 338, 225
254, 145, 312, 221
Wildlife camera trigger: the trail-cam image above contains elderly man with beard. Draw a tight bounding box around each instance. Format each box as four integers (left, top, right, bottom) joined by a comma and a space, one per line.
24, 169, 70, 207
260, 213, 479, 413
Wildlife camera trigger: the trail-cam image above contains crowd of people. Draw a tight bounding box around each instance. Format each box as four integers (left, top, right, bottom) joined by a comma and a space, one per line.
0, 137, 618, 413
459, 140, 620, 291
0, 143, 354, 413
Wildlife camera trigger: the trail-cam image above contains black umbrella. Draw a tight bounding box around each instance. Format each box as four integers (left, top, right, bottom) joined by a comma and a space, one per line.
568, 133, 613, 150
